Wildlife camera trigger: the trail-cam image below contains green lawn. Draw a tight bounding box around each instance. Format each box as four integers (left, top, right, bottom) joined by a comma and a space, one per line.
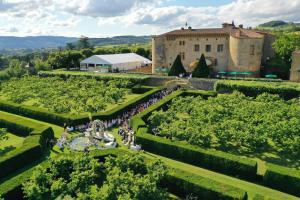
0, 133, 25, 156
0, 111, 64, 139
102, 93, 141, 111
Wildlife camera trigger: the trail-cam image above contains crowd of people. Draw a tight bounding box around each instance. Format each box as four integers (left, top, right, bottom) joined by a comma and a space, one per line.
54, 86, 179, 151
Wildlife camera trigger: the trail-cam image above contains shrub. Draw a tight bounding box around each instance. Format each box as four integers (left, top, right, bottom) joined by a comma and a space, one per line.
163, 168, 247, 200
168, 55, 186, 76
0, 136, 42, 180
0, 112, 54, 181
131, 90, 258, 180
0, 87, 161, 126
0, 149, 248, 200
131, 85, 154, 94
263, 163, 300, 197
137, 127, 258, 181
214, 80, 300, 99
192, 54, 210, 78
38, 70, 149, 85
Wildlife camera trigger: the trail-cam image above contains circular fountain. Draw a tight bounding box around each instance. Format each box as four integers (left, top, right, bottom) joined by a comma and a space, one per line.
69, 120, 117, 152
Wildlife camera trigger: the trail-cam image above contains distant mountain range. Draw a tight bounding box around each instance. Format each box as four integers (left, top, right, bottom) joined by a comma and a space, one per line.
257, 20, 300, 31
0, 35, 151, 50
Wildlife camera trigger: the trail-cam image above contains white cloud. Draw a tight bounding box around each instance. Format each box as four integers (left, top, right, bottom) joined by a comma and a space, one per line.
106, 0, 300, 30
56, 0, 160, 17
0, 0, 300, 36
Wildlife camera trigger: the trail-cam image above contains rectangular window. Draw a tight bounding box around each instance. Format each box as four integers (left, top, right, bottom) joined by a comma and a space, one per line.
180, 52, 185, 60
179, 41, 185, 46
250, 45, 255, 55
194, 44, 200, 52
217, 44, 224, 52
206, 45, 211, 52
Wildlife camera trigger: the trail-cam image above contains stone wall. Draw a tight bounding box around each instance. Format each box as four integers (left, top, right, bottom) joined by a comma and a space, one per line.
152, 37, 167, 73
189, 78, 217, 90
261, 34, 276, 65
290, 51, 300, 82
228, 36, 263, 75
163, 35, 229, 72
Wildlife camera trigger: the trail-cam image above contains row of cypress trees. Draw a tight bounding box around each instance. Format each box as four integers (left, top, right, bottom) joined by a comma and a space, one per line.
168, 54, 210, 78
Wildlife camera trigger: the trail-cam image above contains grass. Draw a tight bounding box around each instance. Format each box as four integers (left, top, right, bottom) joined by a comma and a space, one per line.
0, 133, 25, 156
0, 111, 63, 139
0, 133, 25, 149
103, 93, 141, 111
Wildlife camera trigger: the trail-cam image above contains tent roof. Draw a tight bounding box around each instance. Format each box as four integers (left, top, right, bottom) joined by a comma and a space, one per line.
80, 53, 151, 65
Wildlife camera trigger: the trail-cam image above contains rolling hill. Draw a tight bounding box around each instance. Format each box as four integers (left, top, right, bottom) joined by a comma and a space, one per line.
257, 20, 300, 31
0, 35, 151, 50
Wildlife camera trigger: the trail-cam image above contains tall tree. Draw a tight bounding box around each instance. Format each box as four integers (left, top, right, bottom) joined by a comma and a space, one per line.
168, 55, 186, 76
77, 36, 92, 50
47, 51, 83, 70
81, 49, 94, 58
66, 42, 76, 50
273, 32, 300, 66
192, 54, 210, 78
135, 47, 147, 57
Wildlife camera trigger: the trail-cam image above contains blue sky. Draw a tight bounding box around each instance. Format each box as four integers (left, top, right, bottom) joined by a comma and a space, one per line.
0, 0, 299, 37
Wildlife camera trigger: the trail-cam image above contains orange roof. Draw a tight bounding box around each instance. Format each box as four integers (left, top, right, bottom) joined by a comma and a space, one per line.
161, 26, 265, 39
230, 29, 264, 39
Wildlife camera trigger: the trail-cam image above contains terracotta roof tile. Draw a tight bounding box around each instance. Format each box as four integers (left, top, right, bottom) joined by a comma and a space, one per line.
161, 27, 265, 39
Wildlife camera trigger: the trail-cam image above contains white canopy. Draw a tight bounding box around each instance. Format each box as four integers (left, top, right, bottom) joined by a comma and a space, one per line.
80, 53, 151, 66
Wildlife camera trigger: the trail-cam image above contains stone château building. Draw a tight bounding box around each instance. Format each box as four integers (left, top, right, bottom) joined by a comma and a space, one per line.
152, 23, 275, 77
290, 50, 300, 82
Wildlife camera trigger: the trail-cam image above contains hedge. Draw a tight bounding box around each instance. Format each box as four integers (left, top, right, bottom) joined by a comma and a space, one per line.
0, 87, 161, 126
38, 71, 150, 85
0, 149, 247, 200
214, 80, 300, 99
0, 100, 69, 126
130, 90, 257, 180
137, 127, 258, 181
220, 77, 283, 82
163, 168, 247, 200
263, 163, 300, 197
131, 85, 154, 94
0, 112, 54, 181
132, 89, 217, 123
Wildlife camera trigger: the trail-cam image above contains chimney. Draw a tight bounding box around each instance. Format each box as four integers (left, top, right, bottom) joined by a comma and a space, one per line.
222, 23, 229, 28
239, 24, 243, 29
222, 23, 234, 28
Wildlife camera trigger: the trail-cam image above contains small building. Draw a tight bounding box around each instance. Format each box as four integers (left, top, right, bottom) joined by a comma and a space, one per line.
290, 50, 300, 82
80, 53, 151, 72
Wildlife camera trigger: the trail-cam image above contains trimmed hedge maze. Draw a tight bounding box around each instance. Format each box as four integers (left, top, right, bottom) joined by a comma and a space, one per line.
130, 89, 300, 197
131, 90, 258, 180
1, 72, 299, 200
0, 85, 161, 126
215, 80, 300, 99
0, 111, 54, 181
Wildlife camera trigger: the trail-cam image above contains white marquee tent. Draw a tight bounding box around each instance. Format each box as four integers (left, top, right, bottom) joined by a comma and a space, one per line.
80, 53, 151, 72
